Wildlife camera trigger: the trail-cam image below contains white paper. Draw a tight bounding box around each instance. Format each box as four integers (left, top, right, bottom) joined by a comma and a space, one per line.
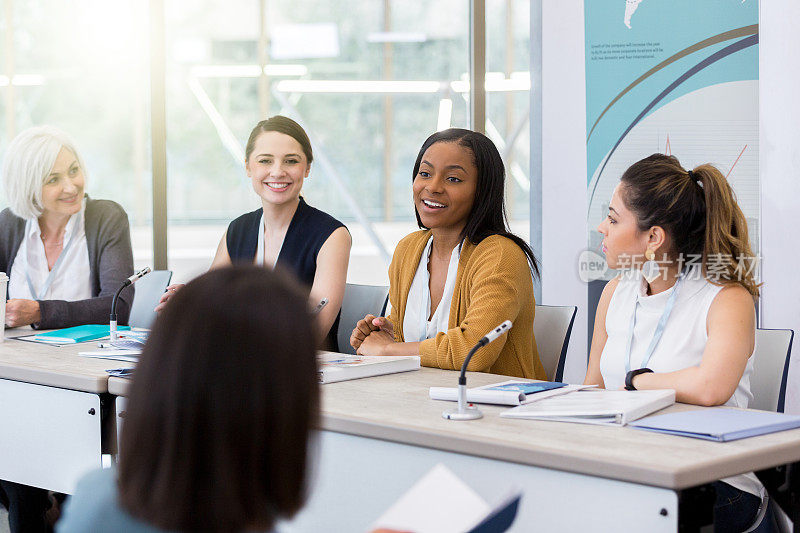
372, 464, 490, 533
78, 350, 140, 363
501, 389, 675, 426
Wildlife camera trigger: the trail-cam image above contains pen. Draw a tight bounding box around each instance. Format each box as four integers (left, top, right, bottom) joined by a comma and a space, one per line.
311, 297, 329, 315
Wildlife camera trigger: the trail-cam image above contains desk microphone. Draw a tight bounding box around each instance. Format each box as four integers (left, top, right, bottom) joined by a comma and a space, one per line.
110, 267, 151, 341
443, 320, 512, 421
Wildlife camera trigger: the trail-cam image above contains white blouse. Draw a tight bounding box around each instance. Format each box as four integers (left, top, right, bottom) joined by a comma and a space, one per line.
9, 202, 92, 302
254, 213, 284, 269
600, 266, 761, 498
402, 236, 461, 343
600, 267, 754, 407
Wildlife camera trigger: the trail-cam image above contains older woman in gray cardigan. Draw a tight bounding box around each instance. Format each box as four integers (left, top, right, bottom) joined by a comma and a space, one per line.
0, 126, 134, 329
0, 125, 133, 533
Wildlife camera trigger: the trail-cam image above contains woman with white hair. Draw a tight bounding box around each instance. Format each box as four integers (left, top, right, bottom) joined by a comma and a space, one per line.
0, 125, 133, 533
0, 125, 134, 329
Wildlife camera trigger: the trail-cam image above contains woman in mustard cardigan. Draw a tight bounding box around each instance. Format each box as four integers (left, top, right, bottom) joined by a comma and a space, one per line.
350, 129, 546, 380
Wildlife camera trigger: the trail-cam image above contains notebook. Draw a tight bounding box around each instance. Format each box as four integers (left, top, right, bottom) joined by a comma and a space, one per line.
628, 408, 800, 442
34, 325, 131, 344
317, 352, 420, 384
500, 389, 676, 426
371, 464, 521, 533
429, 380, 591, 406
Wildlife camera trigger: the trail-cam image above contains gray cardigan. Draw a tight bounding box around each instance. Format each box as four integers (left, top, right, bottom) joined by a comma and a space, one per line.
0, 197, 134, 329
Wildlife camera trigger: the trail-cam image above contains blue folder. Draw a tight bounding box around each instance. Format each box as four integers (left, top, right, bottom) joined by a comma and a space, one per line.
467, 493, 521, 533
34, 324, 131, 344
486, 382, 567, 394
629, 408, 800, 442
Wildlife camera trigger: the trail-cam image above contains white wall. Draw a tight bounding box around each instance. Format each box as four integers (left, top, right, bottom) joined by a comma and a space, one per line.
540, 0, 588, 383
759, 1, 800, 414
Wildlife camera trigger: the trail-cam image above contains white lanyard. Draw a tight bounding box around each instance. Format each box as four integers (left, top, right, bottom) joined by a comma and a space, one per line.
23, 219, 79, 301
624, 274, 684, 374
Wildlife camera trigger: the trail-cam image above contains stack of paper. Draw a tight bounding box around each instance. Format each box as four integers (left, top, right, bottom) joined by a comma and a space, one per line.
317, 352, 419, 384
79, 349, 140, 363
500, 389, 675, 426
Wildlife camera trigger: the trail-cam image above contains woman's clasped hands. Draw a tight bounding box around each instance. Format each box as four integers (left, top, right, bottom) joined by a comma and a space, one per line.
350, 314, 395, 356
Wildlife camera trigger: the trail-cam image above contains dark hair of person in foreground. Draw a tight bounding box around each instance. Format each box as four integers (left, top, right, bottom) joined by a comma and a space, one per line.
117, 265, 319, 532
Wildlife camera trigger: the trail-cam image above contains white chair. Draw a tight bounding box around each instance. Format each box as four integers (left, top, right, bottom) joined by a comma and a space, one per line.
127, 270, 173, 329
533, 305, 577, 382
749, 328, 794, 413
749, 330, 796, 533
336, 283, 389, 355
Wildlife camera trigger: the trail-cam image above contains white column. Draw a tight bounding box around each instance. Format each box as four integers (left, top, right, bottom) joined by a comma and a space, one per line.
759, 1, 800, 414
540, 0, 588, 382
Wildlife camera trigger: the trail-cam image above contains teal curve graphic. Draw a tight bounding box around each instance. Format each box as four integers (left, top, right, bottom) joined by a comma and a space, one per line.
589, 33, 759, 205
586, 25, 758, 144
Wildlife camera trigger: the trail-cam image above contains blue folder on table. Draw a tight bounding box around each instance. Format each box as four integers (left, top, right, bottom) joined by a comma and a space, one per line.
629, 408, 800, 442
34, 324, 131, 344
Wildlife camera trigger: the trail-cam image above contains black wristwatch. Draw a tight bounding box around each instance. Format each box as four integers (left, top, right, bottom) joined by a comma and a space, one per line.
625, 368, 654, 390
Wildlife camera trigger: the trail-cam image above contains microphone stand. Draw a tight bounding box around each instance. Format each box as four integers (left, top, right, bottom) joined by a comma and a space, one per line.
110, 267, 151, 341
443, 320, 512, 421
443, 342, 486, 420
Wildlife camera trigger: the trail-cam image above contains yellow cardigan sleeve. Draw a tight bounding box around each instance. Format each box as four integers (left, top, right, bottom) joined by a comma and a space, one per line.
419, 239, 528, 371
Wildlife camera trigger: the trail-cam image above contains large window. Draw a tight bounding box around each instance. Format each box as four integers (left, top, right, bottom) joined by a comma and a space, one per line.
487, 0, 531, 236
0, 0, 153, 270
1, 0, 533, 286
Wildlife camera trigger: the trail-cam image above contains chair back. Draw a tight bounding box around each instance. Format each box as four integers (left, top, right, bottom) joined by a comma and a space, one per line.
127, 270, 173, 329
533, 305, 577, 382
750, 328, 794, 412
337, 283, 389, 355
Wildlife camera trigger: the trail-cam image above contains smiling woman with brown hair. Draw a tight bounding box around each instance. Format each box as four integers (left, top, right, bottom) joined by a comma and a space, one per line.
349, 128, 545, 380
156, 115, 350, 350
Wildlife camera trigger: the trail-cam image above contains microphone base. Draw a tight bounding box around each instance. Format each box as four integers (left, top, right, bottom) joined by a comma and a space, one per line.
442, 407, 483, 421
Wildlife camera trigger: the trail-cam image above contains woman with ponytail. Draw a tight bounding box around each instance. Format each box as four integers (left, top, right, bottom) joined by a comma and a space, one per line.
585, 154, 768, 531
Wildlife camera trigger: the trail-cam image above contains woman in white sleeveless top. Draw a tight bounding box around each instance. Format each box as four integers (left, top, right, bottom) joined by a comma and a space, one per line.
584, 154, 768, 532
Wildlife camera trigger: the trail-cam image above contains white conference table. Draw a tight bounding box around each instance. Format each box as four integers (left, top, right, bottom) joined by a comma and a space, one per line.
109, 368, 800, 532
0, 330, 133, 494
1, 332, 798, 531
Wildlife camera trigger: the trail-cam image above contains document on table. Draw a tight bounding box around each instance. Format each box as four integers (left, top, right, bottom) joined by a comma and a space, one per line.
317, 351, 419, 384
78, 349, 140, 363
372, 464, 521, 533
629, 408, 800, 441
429, 380, 594, 406
500, 389, 675, 426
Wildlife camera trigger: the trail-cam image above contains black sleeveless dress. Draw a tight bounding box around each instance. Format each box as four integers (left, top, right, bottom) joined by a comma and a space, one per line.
226, 197, 346, 350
